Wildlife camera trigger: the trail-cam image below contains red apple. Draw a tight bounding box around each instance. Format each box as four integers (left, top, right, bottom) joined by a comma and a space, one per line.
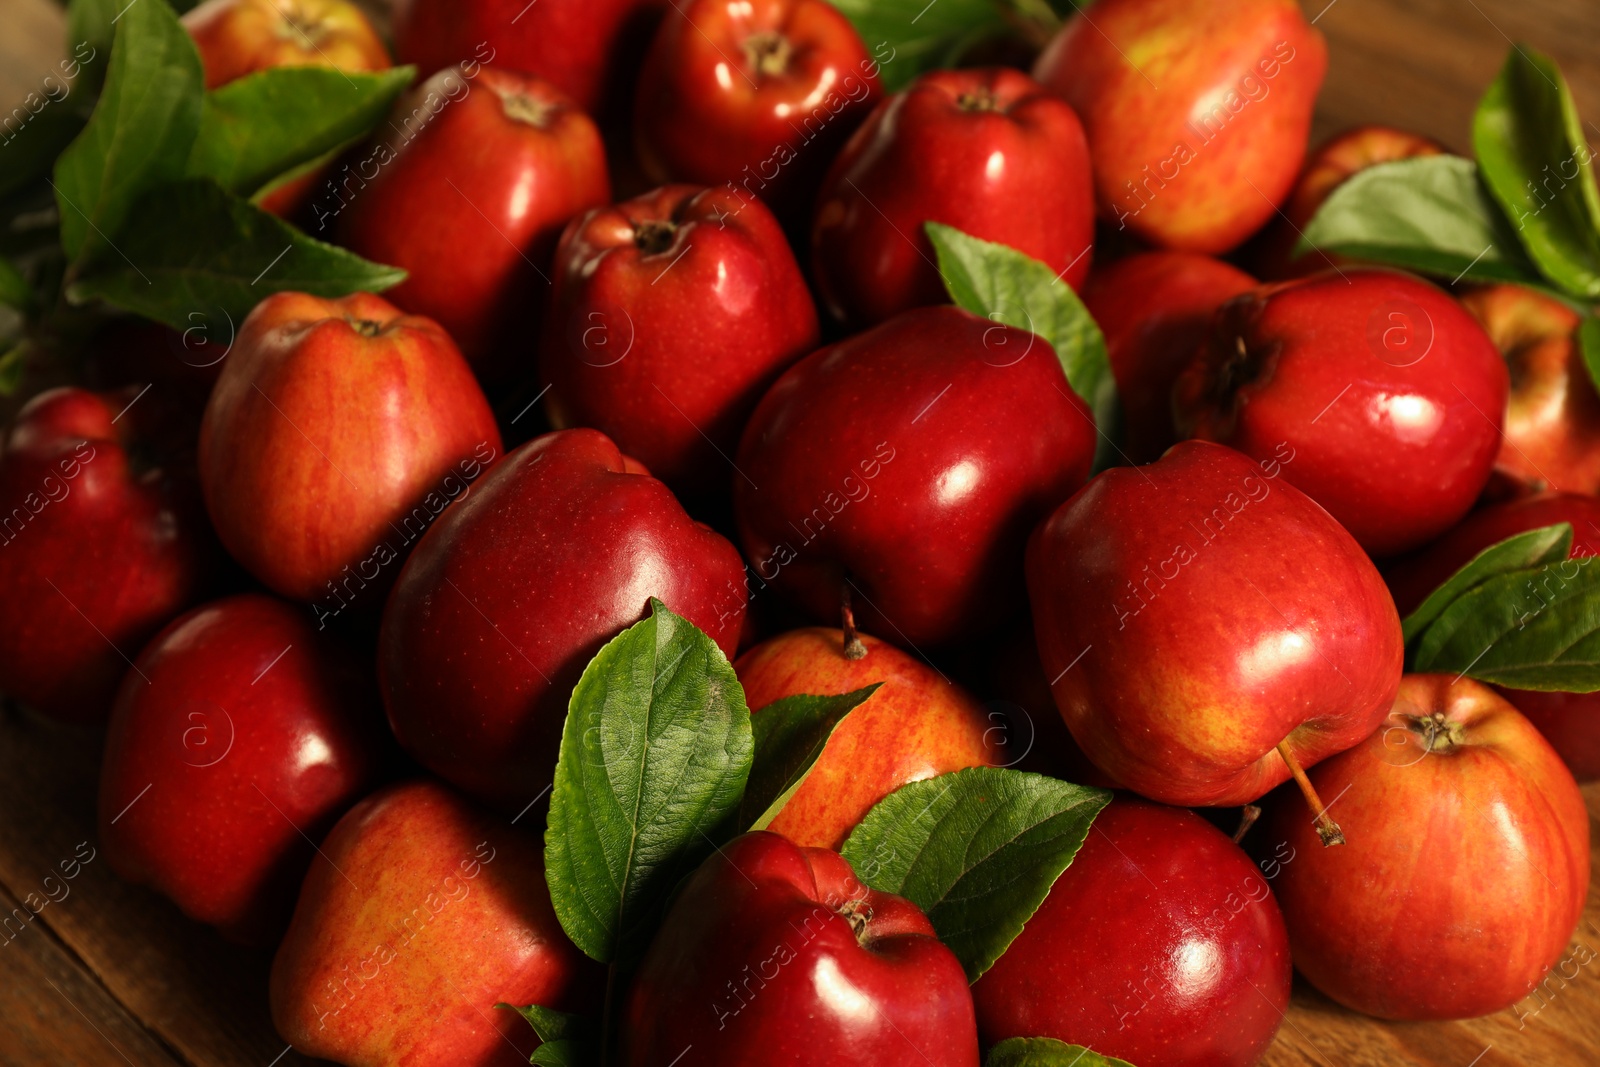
633, 0, 881, 225
622, 830, 978, 1065
1459, 283, 1600, 495
0, 386, 215, 724
199, 291, 502, 609
1384, 492, 1600, 780
1033, 0, 1326, 254
734, 305, 1096, 648
392, 0, 660, 117
1173, 268, 1509, 556
1254, 124, 1444, 278
1028, 440, 1403, 808
98, 594, 382, 944
182, 0, 390, 90
339, 67, 611, 381
379, 428, 748, 811
539, 184, 818, 496
973, 799, 1292, 1067
1259, 674, 1590, 1020
734, 628, 1002, 849
1082, 251, 1257, 464
812, 66, 1094, 327
271, 780, 602, 1066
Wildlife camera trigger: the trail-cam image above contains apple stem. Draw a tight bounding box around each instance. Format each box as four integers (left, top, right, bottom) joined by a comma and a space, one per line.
1276, 741, 1345, 847
840, 585, 867, 660
1232, 804, 1262, 844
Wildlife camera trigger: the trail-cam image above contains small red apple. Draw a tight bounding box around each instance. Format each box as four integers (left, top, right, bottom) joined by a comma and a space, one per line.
540, 184, 818, 496
973, 799, 1292, 1067
99, 594, 383, 944
1259, 674, 1590, 1020
1082, 251, 1256, 464
734, 305, 1096, 648
379, 428, 748, 811
622, 830, 979, 1065
1173, 268, 1509, 556
633, 0, 881, 225
199, 291, 502, 608
812, 66, 1094, 327
734, 628, 1002, 849
1033, 0, 1326, 254
1459, 283, 1600, 495
1028, 440, 1403, 809
339, 67, 611, 381
271, 779, 602, 1066
0, 386, 216, 723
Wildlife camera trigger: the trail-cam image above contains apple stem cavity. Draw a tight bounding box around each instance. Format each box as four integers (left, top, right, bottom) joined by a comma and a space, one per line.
1407, 711, 1466, 753
742, 31, 794, 78
1232, 803, 1262, 844
633, 219, 678, 256
499, 89, 558, 129
840, 585, 867, 661
1276, 741, 1345, 847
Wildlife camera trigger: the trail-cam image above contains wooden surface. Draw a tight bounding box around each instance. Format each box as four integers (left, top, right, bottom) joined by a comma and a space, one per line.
4, 0, 1600, 1065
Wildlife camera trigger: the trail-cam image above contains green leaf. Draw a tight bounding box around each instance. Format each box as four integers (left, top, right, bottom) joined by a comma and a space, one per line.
1580, 316, 1600, 397
1296, 155, 1545, 286
987, 1037, 1139, 1067
739, 685, 881, 831
529, 1042, 591, 1067
54, 0, 203, 269
1474, 46, 1600, 300
0, 96, 95, 205
0, 259, 32, 313
497, 1003, 598, 1066
1402, 524, 1573, 645
1411, 557, 1600, 690
187, 66, 415, 198
840, 767, 1111, 982
832, 0, 1009, 92
925, 221, 1115, 460
545, 598, 754, 964
66, 178, 404, 331
66, 0, 119, 94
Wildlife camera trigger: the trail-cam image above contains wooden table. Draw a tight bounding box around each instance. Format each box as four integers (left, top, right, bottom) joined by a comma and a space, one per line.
4, 1, 1600, 1065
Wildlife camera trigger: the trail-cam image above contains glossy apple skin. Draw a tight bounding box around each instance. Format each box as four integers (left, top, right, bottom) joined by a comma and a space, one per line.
1082, 252, 1257, 464
271, 780, 602, 1067
1384, 492, 1600, 780
1028, 440, 1403, 806
339, 68, 610, 381
540, 185, 818, 496
973, 799, 1291, 1067
1459, 284, 1600, 495
181, 0, 390, 90
1260, 675, 1590, 1020
634, 0, 880, 224
199, 292, 502, 605
380, 428, 748, 811
1255, 124, 1443, 278
1174, 269, 1509, 556
734, 628, 1002, 849
812, 66, 1094, 327
1034, 0, 1326, 254
0, 387, 215, 724
392, 0, 658, 116
623, 831, 978, 1066
98, 595, 382, 945
734, 306, 1096, 648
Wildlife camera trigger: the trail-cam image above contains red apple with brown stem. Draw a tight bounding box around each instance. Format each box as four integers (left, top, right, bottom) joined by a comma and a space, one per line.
1259, 674, 1589, 1020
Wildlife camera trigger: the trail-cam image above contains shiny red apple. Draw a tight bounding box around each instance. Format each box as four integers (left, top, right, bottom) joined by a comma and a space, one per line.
973, 798, 1292, 1067
1028, 440, 1403, 807
339, 67, 610, 381
622, 830, 978, 1065
99, 594, 382, 944
734, 305, 1096, 648
1173, 268, 1508, 556
0, 386, 215, 723
539, 184, 818, 496
812, 66, 1094, 327
1259, 674, 1589, 1020
379, 428, 748, 811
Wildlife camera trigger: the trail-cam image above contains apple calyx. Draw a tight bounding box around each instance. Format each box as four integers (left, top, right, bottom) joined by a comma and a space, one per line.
275, 10, 329, 47
742, 31, 794, 78
836, 898, 875, 943
1404, 711, 1467, 754
346, 316, 389, 338
633, 219, 678, 256
955, 89, 1004, 113
1276, 740, 1345, 847
499, 90, 558, 129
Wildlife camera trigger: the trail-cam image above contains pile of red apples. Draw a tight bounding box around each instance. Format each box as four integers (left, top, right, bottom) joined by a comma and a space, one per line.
4, 0, 1597, 1065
